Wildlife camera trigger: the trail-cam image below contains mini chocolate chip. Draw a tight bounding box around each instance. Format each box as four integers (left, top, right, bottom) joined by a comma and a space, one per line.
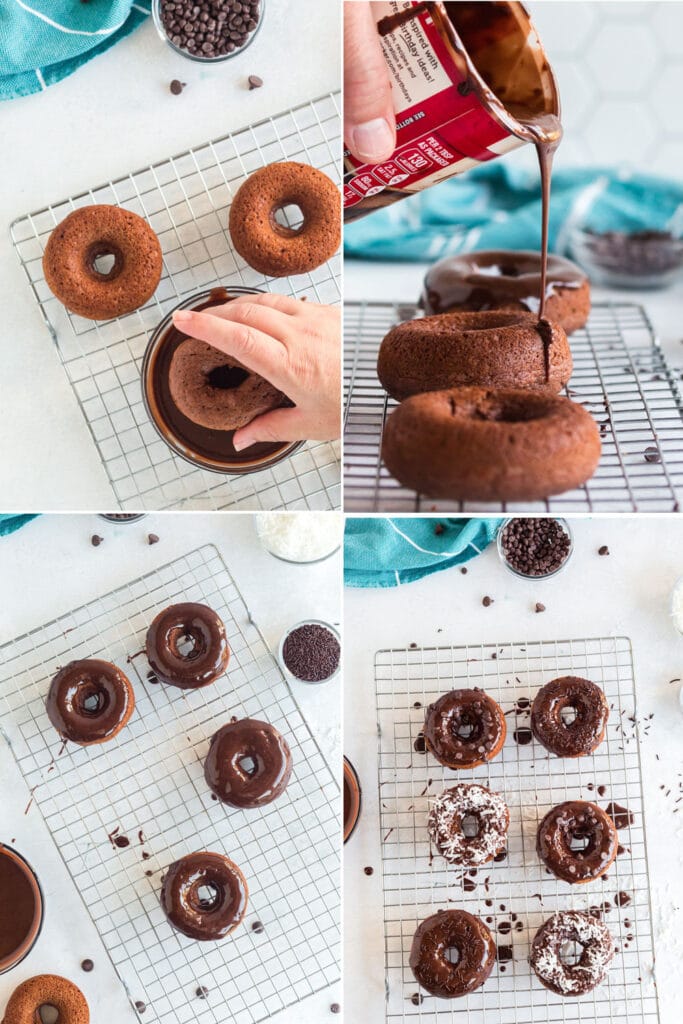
195, 986, 209, 999
598, 545, 609, 556
248, 74, 263, 89
364, 866, 374, 876
434, 522, 444, 535
460, 566, 468, 574
148, 533, 160, 545
252, 920, 264, 933
644, 446, 661, 463
91, 535, 103, 547
410, 993, 424, 1005
535, 602, 545, 613
81, 959, 94, 972
482, 595, 493, 607
330, 1005, 340, 1015
170, 79, 185, 95
135, 1002, 146, 1015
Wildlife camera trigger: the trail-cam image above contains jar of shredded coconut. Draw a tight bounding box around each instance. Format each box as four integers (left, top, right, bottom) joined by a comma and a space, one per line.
254, 512, 342, 564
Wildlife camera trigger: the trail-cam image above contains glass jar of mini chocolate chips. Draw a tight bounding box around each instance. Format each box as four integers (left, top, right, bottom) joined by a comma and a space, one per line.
497, 517, 573, 580
153, 0, 264, 63
98, 514, 147, 524
278, 620, 341, 685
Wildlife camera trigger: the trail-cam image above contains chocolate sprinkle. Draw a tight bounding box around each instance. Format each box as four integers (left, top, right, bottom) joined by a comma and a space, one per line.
282, 623, 340, 682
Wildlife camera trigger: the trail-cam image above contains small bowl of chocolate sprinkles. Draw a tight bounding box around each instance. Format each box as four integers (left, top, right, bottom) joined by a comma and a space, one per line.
98, 513, 147, 524
278, 620, 341, 685
153, 0, 264, 63
497, 517, 573, 581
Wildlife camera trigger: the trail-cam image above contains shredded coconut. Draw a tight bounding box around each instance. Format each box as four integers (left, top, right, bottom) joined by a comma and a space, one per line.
255, 512, 342, 563
428, 783, 509, 866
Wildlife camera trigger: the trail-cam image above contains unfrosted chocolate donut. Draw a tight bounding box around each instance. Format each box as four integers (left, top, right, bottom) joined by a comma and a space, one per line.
229, 162, 340, 277
537, 800, 618, 883
377, 311, 572, 400
168, 337, 285, 431
530, 911, 614, 996
421, 250, 591, 334
160, 851, 248, 941
43, 205, 162, 320
424, 689, 506, 769
146, 603, 229, 689
204, 719, 292, 808
46, 659, 134, 746
2, 975, 89, 1024
531, 677, 609, 757
428, 783, 509, 865
409, 910, 496, 998
382, 386, 601, 502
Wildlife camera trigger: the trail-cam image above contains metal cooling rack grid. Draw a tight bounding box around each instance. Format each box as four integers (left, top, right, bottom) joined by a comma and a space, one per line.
0, 545, 340, 1024
344, 301, 683, 513
10, 94, 341, 512
375, 636, 659, 1024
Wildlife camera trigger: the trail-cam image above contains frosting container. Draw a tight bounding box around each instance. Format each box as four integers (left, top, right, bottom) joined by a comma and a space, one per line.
0, 845, 44, 974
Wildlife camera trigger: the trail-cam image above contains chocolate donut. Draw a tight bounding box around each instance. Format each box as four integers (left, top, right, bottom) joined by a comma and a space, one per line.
421, 250, 591, 334
428, 783, 509, 866
2, 975, 89, 1024
204, 719, 292, 808
168, 337, 285, 431
530, 911, 615, 996
409, 910, 496, 998
377, 311, 572, 400
160, 851, 248, 941
46, 659, 134, 746
146, 603, 229, 689
537, 800, 618, 883
43, 205, 162, 320
424, 689, 506, 770
382, 386, 601, 502
531, 677, 609, 757
229, 162, 340, 277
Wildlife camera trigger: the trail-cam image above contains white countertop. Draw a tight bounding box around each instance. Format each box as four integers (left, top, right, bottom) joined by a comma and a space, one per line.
0, 2, 340, 510
343, 515, 683, 1024
0, 512, 341, 1021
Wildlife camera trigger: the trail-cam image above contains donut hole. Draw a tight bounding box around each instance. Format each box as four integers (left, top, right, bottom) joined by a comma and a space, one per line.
559, 939, 584, 967
461, 813, 481, 838
271, 202, 305, 238
560, 704, 578, 727
77, 682, 108, 717
85, 241, 124, 282
38, 1005, 59, 1024
206, 365, 250, 390
444, 946, 461, 966
238, 755, 258, 777
169, 626, 204, 661
194, 881, 221, 911
569, 830, 591, 852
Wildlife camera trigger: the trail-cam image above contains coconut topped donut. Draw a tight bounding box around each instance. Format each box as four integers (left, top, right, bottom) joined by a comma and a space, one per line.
421, 249, 590, 333
428, 783, 509, 865
530, 911, 615, 996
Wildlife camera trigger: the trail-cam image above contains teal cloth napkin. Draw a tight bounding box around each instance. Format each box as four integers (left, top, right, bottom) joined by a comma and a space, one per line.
344, 517, 502, 588
0, 514, 38, 536
344, 163, 683, 262
0, 0, 151, 100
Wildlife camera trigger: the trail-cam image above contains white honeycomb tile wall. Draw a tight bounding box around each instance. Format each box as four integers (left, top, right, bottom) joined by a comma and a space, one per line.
507, 1, 683, 176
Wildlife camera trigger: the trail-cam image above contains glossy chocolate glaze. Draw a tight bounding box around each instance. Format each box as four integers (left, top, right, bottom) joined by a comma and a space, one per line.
46, 659, 134, 745
343, 756, 361, 843
530, 911, 614, 996
409, 909, 496, 998
537, 801, 618, 883
424, 689, 506, 769
145, 289, 293, 468
204, 719, 292, 809
160, 852, 248, 941
146, 603, 229, 690
421, 251, 586, 316
0, 847, 43, 972
531, 677, 609, 757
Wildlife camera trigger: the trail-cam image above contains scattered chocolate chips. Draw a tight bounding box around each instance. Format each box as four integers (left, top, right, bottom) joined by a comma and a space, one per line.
169, 80, 185, 95
535, 602, 545, 613
500, 518, 571, 577
282, 623, 340, 682
410, 993, 424, 1005
460, 566, 468, 574
81, 959, 94, 972
582, 228, 682, 276
251, 921, 264, 933
644, 446, 661, 464
248, 74, 263, 89
364, 866, 374, 876
159, 0, 262, 59
330, 1005, 341, 1015
91, 535, 103, 547
434, 522, 444, 535
482, 596, 494, 607
134, 1002, 146, 1015
148, 533, 160, 545
598, 545, 609, 556
195, 986, 209, 999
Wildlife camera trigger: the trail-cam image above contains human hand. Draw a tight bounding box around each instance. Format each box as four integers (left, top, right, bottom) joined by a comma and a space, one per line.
172, 294, 341, 451
344, 0, 396, 163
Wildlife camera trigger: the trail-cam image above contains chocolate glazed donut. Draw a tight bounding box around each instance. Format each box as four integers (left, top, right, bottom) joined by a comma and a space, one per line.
46, 659, 135, 746
204, 719, 293, 808
424, 689, 506, 769
410, 909, 496, 998
531, 677, 609, 757
146, 603, 229, 689
530, 911, 615, 996
537, 800, 618, 883
160, 851, 248, 941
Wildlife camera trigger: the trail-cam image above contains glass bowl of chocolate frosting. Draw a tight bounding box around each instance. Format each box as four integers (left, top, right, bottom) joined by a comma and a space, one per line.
141, 286, 303, 476
0, 845, 44, 974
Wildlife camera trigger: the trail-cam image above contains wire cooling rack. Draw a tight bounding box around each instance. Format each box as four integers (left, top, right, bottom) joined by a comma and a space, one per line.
375, 636, 659, 1024
11, 94, 341, 512
344, 301, 683, 513
0, 545, 340, 1024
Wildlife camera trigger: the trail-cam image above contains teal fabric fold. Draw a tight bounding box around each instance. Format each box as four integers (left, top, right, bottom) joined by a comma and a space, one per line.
344, 517, 502, 588
344, 164, 683, 263
0, 515, 39, 536
0, 0, 151, 100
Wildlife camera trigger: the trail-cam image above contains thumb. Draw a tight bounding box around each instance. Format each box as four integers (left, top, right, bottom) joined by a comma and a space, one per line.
233, 407, 305, 451
344, 1, 396, 163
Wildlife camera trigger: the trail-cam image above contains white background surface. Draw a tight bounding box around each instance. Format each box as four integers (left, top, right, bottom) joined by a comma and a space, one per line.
344, 515, 683, 1024
0, 0, 340, 510
0, 512, 342, 1021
